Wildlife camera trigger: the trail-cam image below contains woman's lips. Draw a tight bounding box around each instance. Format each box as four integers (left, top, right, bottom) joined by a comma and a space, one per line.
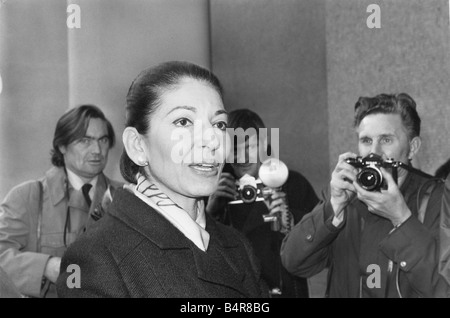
188, 163, 220, 175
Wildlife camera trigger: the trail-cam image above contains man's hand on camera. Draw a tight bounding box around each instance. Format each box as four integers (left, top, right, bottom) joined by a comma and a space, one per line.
206, 172, 238, 217
266, 191, 294, 232
354, 167, 411, 227
330, 152, 358, 223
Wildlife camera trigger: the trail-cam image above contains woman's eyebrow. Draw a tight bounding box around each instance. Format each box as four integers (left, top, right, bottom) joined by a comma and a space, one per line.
166, 105, 197, 116
215, 110, 228, 116
166, 107, 228, 117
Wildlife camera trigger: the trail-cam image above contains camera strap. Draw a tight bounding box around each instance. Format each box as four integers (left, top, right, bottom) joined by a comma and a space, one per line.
398, 162, 435, 180
36, 180, 43, 253
417, 179, 437, 224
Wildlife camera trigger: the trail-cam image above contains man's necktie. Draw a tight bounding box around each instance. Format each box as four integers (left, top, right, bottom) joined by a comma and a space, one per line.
81, 183, 92, 208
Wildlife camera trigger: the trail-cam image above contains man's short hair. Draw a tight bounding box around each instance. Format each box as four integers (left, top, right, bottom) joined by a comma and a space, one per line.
51, 105, 115, 167
228, 108, 267, 146
353, 93, 421, 140
227, 108, 272, 161
228, 108, 266, 131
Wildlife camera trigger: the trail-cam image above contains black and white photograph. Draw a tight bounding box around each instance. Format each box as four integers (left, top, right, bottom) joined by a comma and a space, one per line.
0, 0, 449, 302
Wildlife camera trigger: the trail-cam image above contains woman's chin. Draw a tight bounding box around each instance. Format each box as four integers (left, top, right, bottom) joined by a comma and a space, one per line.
184, 182, 217, 198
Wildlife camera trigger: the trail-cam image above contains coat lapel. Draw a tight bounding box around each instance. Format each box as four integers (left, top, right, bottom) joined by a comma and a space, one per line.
191, 218, 248, 296
110, 189, 250, 296
110, 189, 191, 249
45, 167, 67, 206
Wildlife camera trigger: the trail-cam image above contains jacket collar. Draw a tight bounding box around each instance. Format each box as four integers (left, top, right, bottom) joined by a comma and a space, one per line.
110, 188, 240, 250
45, 166, 108, 208
45, 167, 68, 206
110, 189, 248, 296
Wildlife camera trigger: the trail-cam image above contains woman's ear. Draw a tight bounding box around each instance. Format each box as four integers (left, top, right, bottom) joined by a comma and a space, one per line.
122, 127, 149, 167
408, 136, 421, 161
59, 145, 67, 155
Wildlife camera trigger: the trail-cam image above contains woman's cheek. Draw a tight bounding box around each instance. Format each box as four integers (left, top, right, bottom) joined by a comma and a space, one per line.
169, 128, 194, 164
217, 133, 231, 164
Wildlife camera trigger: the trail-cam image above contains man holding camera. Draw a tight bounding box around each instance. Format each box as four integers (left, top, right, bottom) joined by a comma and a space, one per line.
207, 109, 319, 298
281, 93, 449, 298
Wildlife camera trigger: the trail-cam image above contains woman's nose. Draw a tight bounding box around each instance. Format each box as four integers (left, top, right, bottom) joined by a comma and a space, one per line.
202, 128, 220, 151
192, 120, 219, 150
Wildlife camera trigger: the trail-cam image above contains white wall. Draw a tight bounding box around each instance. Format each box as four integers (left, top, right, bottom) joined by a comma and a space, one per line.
0, 0, 211, 198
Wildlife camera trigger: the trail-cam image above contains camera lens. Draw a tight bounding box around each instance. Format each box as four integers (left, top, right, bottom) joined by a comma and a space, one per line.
357, 167, 382, 191
241, 185, 257, 203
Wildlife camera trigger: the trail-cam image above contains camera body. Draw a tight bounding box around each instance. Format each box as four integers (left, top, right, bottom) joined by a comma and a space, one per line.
345, 153, 398, 191
228, 176, 266, 205
228, 158, 289, 205
228, 179, 285, 231
227, 159, 290, 231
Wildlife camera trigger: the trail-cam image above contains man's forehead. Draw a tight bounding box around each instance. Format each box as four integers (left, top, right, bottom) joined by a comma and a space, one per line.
85, 118, 108, 136
356, 113, 405, 136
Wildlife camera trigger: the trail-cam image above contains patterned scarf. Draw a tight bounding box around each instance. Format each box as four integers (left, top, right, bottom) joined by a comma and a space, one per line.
132, 173, 210, 251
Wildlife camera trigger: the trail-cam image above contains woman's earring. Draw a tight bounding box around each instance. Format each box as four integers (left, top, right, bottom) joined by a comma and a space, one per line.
138, 160, 149, 167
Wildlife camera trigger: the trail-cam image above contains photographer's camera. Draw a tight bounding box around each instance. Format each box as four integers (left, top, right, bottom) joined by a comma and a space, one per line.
229, 175, 265, 205
228, 159, 291, 232
346, 153, 397, 191
239, 184, 260, 204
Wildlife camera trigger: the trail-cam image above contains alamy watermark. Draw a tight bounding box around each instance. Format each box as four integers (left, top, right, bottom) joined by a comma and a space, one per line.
170, 124, 280, 165
66, 264, 81, 289
67, 4, 81, 29
366, 264, 381, 289
367, 4, 381, 29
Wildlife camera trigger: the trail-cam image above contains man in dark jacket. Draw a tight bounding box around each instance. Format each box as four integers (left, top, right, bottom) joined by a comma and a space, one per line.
207, 109, 319, 298
281, 93, 449, 298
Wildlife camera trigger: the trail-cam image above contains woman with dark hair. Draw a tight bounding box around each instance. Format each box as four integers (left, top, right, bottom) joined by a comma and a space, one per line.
56, 61, 267, 298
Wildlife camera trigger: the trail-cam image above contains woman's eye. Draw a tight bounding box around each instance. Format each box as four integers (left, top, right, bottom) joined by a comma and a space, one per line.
174, 118, 192, 127
214, 121, 228, 131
